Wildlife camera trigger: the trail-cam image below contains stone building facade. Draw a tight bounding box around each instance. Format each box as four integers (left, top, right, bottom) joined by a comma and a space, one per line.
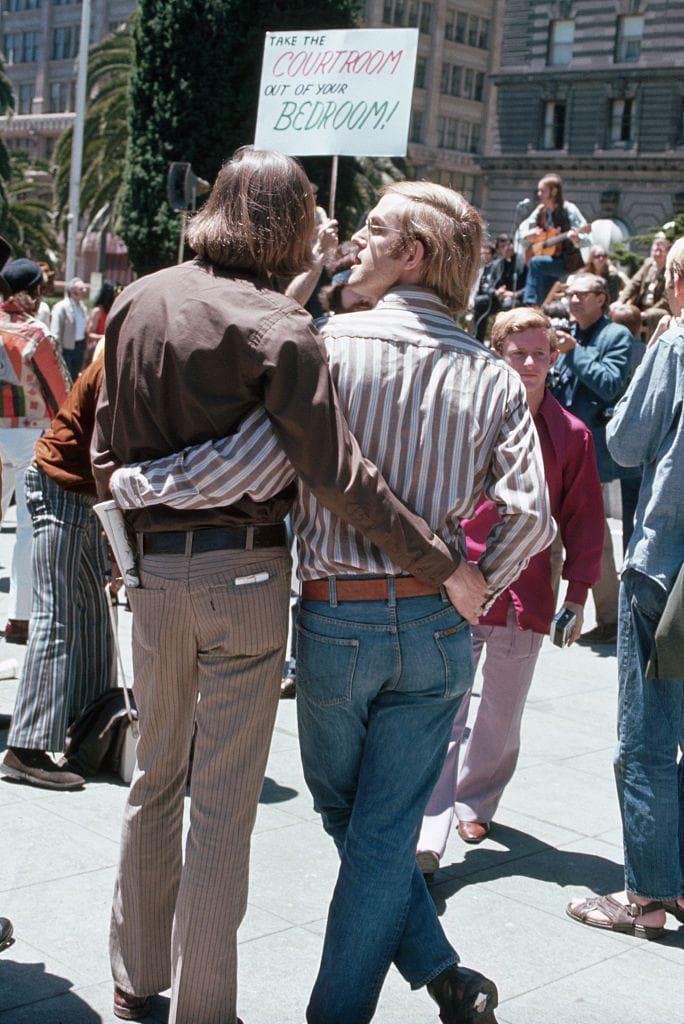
479, 0, 684, 238
1, 0, 136, 162
362, 0, 505, 202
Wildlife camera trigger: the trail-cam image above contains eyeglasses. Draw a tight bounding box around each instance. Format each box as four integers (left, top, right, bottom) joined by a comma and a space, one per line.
363, 216, 403, 239
567, 290, 601, 299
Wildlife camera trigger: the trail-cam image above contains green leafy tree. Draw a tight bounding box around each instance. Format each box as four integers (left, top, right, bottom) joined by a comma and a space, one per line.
53, 18, 134, 237
119, 0, 362, 275
0, 55, 15, 233
1, 150, 59, 260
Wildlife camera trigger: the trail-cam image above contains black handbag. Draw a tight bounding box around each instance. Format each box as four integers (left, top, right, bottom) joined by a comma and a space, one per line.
63, 686, 138, 778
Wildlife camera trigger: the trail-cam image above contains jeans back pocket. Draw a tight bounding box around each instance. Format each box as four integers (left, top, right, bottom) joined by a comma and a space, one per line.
434, 619, 474, 699
296, 624, 359, 707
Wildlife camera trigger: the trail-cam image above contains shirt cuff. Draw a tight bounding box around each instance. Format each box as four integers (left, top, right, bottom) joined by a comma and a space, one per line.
565, 582, 589, 607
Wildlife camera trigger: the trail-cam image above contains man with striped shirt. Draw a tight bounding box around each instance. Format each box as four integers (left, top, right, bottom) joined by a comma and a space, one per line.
111, 181, 554, 1024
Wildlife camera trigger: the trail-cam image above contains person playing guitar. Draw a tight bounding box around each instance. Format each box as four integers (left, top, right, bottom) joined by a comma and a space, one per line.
519, 174, 589, 305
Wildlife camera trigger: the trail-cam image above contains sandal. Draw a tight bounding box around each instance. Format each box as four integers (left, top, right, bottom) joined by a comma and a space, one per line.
566, 894, 665, 939
662, 899, 684, 924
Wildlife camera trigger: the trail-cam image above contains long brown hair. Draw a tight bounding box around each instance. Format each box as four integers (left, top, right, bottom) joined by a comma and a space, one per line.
187, 147, 315, 279
538, 173, 564, 210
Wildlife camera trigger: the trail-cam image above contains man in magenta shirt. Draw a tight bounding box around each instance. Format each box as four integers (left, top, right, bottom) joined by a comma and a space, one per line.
418, 307, 604, 870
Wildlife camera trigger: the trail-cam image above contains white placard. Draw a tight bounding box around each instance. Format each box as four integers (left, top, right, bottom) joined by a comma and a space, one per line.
254, 28, 419, 157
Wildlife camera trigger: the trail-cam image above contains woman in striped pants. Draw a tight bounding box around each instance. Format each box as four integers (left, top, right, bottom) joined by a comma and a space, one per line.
1, 356, 114, 790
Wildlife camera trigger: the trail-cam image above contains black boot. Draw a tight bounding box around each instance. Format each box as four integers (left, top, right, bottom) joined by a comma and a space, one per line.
427, 964, 499, 1023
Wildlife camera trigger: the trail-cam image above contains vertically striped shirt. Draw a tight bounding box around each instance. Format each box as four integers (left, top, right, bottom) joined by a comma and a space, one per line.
111, 288, 554, 593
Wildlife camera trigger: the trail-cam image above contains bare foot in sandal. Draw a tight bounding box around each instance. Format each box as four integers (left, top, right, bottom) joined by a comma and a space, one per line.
566, 891, 666, 939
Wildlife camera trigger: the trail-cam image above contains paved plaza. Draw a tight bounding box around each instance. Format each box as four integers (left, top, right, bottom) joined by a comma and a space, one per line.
0, 509, 682, 1024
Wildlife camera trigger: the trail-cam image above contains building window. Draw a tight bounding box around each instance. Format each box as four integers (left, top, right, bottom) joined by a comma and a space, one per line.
3, 30, 39, 64
410, 108, 423, 143
414, 55, 427, 89
444, 6, 456, 40
440, 62, 461, 96
436, 115, 479, 152
4, 0, 41, 10
17, 82, 35, 113
548, 19, 574, 65
52, 25, 79, 60
383, 0, 392, 22
543, 100, 566, 149
615, 15, 644, 62
419, 2, 432, 34
478, 18, 490, 49
49, 79, 75, 112
53, 0, 78, 5
462, 68, 484, 101
407, 0, 419, 26
455, 11, 468, 43
3, 32, 22, 64
609, 97, 634, 146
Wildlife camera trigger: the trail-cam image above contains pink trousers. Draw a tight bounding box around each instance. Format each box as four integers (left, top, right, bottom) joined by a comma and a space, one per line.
418, 614, 543, 859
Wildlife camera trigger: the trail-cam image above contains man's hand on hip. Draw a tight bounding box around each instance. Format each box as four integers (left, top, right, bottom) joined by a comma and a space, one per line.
443, 561, 488, 625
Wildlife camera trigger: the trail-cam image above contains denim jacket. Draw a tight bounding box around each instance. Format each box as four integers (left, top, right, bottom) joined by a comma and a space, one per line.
607, 322, 684, 592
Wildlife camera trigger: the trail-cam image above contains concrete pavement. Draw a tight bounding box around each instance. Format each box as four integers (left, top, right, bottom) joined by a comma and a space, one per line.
0, 508, 682, 1024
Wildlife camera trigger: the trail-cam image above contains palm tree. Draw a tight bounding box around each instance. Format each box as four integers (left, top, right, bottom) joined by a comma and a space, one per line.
2, 150, 59, 260
53, 17, 134, 236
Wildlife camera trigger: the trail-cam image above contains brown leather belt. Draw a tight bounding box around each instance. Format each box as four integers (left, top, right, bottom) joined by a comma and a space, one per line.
301, 576, 441, 602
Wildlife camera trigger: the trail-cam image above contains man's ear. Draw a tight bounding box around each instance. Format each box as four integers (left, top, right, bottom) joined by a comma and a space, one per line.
549, 349, 560, 368
403, 238, 425, 272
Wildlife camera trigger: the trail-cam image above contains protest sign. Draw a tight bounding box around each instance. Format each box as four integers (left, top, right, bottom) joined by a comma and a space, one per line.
254, 28, 418, 157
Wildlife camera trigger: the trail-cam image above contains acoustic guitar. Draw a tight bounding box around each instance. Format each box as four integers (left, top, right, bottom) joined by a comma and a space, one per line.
525, 223, 592, 264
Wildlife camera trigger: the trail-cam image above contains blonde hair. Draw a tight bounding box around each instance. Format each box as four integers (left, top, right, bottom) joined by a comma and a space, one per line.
490, 307, 557, 353
665, 237, 684, 291
187, 147, 314, 280
379, 180, 483, 313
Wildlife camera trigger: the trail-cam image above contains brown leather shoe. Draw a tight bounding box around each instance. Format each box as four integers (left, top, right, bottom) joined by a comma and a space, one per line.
0, 747, 85, 790
113, 986, 150, 1020
457, 820, 490, 844
2, 619, 28, 645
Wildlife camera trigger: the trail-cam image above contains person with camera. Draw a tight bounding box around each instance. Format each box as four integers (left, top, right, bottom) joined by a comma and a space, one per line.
417, 308, 603, 866
551, 273, 633, 645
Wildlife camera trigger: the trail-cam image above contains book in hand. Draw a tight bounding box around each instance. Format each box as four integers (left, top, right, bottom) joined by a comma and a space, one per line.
94, 500, 140, 589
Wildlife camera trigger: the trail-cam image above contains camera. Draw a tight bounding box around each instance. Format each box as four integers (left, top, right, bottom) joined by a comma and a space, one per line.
550, 607, 577, 648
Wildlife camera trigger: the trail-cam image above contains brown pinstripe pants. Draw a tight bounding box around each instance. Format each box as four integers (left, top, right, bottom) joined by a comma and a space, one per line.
110, 546, 291, 1024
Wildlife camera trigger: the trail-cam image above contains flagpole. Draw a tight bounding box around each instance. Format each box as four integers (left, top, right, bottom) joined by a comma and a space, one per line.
64, 0, 92, 287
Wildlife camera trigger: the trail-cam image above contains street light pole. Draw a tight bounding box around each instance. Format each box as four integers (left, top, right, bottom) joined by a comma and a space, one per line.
64, 0, 91, 289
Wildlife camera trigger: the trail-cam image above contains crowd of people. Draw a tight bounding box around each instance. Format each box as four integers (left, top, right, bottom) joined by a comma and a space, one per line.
0, 155, 681, 1024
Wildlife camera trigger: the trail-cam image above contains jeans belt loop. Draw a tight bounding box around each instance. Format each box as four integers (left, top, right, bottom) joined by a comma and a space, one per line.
246, 526, 254, 551
184, 531, 193, 557
440, 583, 448, 603
387, 576, 396, 608
328, 576, 338, 608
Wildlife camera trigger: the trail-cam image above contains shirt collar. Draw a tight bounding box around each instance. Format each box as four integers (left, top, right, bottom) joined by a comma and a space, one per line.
536, 389, 568, 460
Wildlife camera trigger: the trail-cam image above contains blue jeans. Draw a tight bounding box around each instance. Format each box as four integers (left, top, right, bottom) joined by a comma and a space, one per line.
614, 568, 684, 900
523, 255, 565, 305
296, 590, 473, 1024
